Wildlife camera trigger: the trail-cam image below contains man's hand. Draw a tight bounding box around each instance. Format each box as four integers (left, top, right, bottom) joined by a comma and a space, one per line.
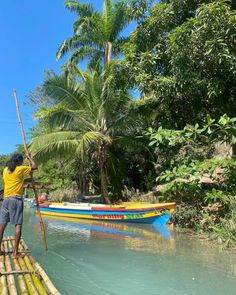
25, 151, 32, 160
25, 152, 37, 170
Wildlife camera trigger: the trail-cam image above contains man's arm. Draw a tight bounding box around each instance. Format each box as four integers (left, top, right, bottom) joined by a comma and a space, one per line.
26, 154, 37, 170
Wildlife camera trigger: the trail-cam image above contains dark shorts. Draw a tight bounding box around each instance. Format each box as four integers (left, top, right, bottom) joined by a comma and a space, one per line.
0, 196, 24, 225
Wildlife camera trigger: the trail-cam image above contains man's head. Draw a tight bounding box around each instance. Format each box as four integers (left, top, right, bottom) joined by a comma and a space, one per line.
7, 153, 24, 172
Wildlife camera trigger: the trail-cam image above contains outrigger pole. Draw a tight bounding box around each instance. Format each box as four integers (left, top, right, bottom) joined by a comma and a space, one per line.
13, 90, 48, 251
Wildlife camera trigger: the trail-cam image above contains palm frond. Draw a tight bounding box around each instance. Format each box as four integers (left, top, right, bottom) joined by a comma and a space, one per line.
76, 131, 112, 159
35, 104, 96, 131
102, 0, 113, 38
56, 35, 81, 60
30, 131, 81, 162
66, 46, 103, 67
65, 0, 93, 16
109, 1, 131, 41
42, 72, 86, 109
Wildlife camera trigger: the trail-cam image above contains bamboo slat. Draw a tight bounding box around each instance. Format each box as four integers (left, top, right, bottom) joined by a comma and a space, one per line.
23, 256, 47, 295
33, 262, 60, 295
0, 245, 8, 295
17, 256, 39, 295
3, 241, 17, 295
3, 240, 17, 295
0, 236, 60, 295
17, 242, 47, 295
8, 239, 29, 295
8, 236, 38, 295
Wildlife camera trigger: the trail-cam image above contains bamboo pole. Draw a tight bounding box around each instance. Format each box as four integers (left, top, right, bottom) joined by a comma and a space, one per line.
8, 239, 29, 295
0, 270, 35, 276
13, 89, 48, 251
33, 262, 60, 295
2, 240, 17, 295
20, 240, 29, 252
17, 257, 39, 295
23, 256, 47, 295
0, 246, 8, 295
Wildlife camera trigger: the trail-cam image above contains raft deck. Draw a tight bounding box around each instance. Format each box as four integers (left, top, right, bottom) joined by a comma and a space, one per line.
0, 236, 60, 294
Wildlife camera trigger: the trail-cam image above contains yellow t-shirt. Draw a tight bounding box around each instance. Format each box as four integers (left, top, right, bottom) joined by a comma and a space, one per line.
3, 166, 31, 197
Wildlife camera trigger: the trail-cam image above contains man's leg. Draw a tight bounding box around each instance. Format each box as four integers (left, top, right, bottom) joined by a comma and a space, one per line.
0, 223, 7, 255
11, 198, 24, 258
0, 198, 9, 255
13, 224, 22, 257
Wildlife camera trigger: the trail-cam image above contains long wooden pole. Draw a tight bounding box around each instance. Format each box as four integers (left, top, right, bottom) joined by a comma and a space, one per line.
13, 89, 48, 251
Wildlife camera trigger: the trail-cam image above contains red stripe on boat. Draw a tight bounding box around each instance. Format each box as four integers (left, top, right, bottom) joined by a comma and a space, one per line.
91, 203, 175, 211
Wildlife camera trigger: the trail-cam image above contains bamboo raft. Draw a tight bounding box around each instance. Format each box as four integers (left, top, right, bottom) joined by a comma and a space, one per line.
0, 236, 60, 294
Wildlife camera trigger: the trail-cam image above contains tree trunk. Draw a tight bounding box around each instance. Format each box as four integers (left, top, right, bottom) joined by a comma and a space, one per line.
100, 146, 110, 204
232, 143, 236, 155
104, 42, 112, 65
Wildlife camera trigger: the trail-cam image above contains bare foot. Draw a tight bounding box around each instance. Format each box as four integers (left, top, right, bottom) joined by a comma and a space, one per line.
0, 250, 5, 256
13, 253, 25, 259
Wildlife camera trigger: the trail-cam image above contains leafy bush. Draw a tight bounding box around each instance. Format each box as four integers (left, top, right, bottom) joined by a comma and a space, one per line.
147, 115, 236, 247
49, 187, 78, 202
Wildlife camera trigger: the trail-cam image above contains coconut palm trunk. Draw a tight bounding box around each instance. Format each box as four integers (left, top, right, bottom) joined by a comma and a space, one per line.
99, 144, 111, 204
100, 159, 110, 204
104, 41, 112, 64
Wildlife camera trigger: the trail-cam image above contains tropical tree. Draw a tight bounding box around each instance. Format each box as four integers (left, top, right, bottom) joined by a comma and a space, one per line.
56, 0, 151, 67
124, 0, 236, 128
29, 67, 138, 203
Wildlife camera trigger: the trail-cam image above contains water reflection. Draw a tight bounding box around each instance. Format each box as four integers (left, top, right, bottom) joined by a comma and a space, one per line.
36, 215, 176, 254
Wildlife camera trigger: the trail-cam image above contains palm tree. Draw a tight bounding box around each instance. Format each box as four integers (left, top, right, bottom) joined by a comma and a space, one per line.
30, 67, 134, 203
56, 0, 150, 67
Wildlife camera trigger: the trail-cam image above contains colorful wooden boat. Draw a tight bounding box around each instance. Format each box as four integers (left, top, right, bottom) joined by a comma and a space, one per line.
36, 202, 175, 225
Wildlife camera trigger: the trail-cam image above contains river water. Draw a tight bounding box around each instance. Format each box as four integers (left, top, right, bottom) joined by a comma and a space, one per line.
4, 209, 236, 295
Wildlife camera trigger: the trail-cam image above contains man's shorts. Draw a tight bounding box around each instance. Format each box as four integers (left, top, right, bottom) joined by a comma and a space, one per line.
0, 196, 24, 225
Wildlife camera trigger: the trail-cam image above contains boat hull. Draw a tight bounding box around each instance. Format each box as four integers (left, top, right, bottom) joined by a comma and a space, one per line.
36, 202, 175, 225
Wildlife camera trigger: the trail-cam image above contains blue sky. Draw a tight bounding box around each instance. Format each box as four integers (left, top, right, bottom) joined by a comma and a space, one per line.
0, 0, 118, 154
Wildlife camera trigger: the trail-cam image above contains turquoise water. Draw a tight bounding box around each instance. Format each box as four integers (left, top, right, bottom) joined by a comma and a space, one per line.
4, 209, 236, 295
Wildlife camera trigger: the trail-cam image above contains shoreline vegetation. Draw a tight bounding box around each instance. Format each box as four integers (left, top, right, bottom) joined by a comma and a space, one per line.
2, 0, 236, 248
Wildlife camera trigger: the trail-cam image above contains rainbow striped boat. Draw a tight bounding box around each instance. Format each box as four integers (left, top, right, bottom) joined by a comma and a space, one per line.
36, 202, 175, 225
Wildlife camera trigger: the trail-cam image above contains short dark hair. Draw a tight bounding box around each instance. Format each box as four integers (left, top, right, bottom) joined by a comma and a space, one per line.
7, 153, 24, 172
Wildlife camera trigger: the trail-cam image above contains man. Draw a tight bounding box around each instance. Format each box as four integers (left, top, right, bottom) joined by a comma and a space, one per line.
0, 153, 37, 258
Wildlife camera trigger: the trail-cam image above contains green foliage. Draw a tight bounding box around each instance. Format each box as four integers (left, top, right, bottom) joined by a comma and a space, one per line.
147, 114, 236, 148
147, 113, 236, 246
169, 1, 236, 117
124, 0, 236, 127
49, 187, 78, 202
212, 210, 236, 247
203, 189, 232, 205
172, 205, 202, 228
